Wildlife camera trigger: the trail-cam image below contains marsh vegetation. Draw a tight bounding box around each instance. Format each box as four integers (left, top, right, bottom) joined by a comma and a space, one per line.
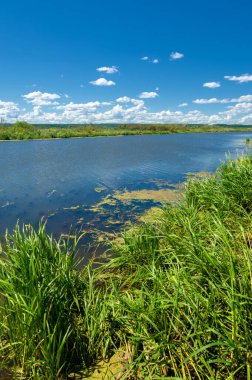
1, 121, 252, 141
0, 156, 252, 378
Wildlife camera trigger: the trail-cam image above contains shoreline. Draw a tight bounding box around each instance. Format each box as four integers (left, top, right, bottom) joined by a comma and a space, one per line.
1, 127, 252, 143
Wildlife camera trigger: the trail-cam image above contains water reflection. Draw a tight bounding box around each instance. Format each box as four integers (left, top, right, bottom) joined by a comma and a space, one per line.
0, 133, 251, 240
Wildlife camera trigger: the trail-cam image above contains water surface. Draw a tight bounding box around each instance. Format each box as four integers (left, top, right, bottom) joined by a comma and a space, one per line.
0, 132, 251, 242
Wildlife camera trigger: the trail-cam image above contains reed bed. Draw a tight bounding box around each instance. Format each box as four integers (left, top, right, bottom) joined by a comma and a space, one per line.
1, 121, 252, 141
1, 156, 252, 378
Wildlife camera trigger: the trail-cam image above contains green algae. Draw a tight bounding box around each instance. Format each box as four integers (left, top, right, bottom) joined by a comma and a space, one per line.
138, 206, 165, 223
113, 188, 182, 203
94, 187, 106, 193
63, 205, 81, 210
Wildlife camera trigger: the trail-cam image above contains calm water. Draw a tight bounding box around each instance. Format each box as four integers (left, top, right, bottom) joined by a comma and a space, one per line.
0, 132, 251, 241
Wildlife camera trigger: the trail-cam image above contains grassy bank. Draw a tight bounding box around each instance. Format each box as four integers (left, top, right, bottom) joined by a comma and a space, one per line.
1, 156, 252, 378
1, 121, 252, 141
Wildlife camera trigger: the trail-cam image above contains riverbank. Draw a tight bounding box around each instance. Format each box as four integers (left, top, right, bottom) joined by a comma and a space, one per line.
0, 156, 252, 378
1, 121, 252, 141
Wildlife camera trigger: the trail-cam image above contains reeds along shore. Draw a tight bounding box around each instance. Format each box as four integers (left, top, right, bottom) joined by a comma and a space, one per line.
1, 121, 252, 140
1, 156, 252, 379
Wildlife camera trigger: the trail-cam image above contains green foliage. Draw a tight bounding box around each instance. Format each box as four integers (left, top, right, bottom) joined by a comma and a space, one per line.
0, 122, 251, 141
1, 156, 252, 378
0, 224, 114, 378
100, 156, 252, 378
10, 121, 35, 133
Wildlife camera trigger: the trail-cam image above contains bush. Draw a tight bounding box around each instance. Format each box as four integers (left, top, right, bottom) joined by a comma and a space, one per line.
10, 121, 36, 134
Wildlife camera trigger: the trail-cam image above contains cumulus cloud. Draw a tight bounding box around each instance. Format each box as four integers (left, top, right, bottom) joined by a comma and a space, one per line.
170, 52, 184, 60
116, 96, 145, 106
96, 66, 118, 74
56, 101, 102, 112
224, 74, 252, 83
193, 98, 229, 104
152, 59, 159, 64
89, 78, 116, 86
141, 56, 149, 60
203, 82, 221, 88
236, 95, 252, 102
13, 98, 252, 124
193, 94, 252, 104
22, 91, 60, 106
5, 87, 252, 125
139, 91, 159, 99
116, 96, 132, 103
0, 100, 20, 119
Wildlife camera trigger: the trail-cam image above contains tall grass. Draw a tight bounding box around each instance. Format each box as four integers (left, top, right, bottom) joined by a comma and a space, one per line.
0, 156, 252, 378
101, 156, 252, 379
0, 224, 114, 378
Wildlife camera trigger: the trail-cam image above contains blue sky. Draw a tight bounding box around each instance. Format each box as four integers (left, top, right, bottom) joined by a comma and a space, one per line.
1, 0, 252, 124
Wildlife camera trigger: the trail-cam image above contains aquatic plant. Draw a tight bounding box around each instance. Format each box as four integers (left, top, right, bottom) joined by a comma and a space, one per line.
0, 224, 113, 378
97, 156, 252, 378
1, 156, 252, 378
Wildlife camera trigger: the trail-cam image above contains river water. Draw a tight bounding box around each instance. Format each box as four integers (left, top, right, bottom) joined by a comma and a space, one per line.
0, 132, 251, 247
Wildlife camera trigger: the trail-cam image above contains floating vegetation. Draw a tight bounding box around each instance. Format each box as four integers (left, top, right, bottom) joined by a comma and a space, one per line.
185, 171, 211, 178
90, 196, 117, 213
113, 188, 182, 203
84, 350, 129, 379
76, 217, 85, 224
138, 206, 164, 223
94, 187, 105, 193
63, 205, 81, 210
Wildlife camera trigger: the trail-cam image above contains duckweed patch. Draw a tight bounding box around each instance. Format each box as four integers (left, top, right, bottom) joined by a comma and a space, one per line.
113, 188, 182, 203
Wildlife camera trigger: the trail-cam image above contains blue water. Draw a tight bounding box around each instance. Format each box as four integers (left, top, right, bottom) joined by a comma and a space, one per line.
0, 132, 251, 238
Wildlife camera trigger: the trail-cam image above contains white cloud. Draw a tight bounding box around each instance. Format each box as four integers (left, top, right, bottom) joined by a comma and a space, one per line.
0, 100, 20, 119
193, 94, 252, 104
239, 114, 252, 123
170, 52, 184, 60
224, 74, 252, 83
96, 66, 118, 74
116, 96, 144, 106
55, 101, 112, 117
22, 91, 60, 106
235, 95, 252, 102
5, 88, 252, 125
139, 91, 159, 99
90, 78, 116, 86
12, 98, 252, 124
193, 98, 229, 104
56, 101, 102, 112
116, 96, 131, 103
141, 57, 159, 64
203, 82, 221, 88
